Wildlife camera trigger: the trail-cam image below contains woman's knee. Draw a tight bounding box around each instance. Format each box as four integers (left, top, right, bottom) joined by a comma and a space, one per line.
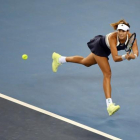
84, 64, 92, 67
81, 59, 93, 67
82, 60, 92, 67
103, 71, 112, 78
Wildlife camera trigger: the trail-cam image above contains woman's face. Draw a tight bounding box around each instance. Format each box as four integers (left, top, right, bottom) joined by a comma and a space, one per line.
117, 29, 128, 40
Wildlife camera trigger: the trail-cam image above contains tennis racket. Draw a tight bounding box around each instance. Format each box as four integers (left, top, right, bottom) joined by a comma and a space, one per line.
125, 33, 136, 53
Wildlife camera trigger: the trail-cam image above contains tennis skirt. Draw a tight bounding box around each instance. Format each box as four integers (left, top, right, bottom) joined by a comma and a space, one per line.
87, 35, 111, 59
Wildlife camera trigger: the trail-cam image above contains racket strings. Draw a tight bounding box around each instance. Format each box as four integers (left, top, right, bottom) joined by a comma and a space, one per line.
128, 36, 135, 45
125, 34, 135, 52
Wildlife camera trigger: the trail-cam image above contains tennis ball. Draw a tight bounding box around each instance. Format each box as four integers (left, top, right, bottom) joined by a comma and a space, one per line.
22, 54, 28, 60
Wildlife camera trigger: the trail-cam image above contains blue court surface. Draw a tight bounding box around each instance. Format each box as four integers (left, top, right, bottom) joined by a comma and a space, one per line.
0, 0, 140, 140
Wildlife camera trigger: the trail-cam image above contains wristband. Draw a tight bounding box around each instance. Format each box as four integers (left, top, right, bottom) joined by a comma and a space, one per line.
134, 54, 138, 59
121, 54, 126, 60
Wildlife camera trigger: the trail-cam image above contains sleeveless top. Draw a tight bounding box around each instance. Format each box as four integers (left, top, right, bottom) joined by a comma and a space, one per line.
87, 33, 128, 59
105, 32, 128, 51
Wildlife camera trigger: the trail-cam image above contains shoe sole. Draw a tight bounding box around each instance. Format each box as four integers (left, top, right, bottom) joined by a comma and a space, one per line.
52, 52, 57, 72
109, 106, 120, 116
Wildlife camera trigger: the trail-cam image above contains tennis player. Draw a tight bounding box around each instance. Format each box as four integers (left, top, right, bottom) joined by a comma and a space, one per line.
52, 19, 139, 116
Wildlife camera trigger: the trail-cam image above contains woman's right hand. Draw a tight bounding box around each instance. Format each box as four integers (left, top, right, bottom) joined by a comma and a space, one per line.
125, 53, 131, 60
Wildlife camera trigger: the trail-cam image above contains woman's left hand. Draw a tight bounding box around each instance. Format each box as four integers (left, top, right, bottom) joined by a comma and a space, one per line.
126, 53, 135, 60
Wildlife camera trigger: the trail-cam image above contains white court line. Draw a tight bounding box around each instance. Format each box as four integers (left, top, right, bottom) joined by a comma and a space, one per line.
0, 93, 122, 140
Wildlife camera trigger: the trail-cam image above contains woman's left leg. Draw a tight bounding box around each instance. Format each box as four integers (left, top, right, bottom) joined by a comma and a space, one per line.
92, 53, 120, 116
91, 54, 112, 99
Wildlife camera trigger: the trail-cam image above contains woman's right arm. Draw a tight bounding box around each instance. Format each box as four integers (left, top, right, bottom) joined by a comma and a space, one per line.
109, 34, 125, 62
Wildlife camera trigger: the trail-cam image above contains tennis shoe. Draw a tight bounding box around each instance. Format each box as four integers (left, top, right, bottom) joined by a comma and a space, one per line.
107, 103, 120, 116
52, 52, 62, 72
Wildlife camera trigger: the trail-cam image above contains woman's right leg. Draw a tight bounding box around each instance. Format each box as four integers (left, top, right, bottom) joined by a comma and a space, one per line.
52, 52, 96, 72
66, 53, 97, 67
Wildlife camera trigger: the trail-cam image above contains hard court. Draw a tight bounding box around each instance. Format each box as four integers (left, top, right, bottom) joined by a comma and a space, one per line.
0, 0, 140, 140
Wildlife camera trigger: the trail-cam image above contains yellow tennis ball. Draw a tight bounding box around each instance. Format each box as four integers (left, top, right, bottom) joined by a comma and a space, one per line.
22, 54, 28, 60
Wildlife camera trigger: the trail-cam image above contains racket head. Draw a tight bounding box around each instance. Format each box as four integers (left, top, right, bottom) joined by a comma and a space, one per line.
125, 33, 136, 53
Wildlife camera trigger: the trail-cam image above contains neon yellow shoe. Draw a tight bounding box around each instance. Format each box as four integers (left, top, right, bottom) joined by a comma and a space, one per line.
107, 103, 120, 116
52, 52, 61, 72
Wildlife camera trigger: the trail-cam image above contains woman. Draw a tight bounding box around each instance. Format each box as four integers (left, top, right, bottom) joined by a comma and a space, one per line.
52, 19, 139, 116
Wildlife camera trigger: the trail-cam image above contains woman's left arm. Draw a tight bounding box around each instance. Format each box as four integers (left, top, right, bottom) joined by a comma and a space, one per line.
128, 31, 139, 59
129, 39, 139, 59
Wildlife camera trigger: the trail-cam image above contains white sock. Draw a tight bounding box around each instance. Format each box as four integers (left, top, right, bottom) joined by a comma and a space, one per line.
59, 56, 66, 64
106, 98, 113, 107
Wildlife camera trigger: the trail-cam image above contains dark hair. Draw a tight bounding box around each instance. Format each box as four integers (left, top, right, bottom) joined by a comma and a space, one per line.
110, 19, 130, 30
